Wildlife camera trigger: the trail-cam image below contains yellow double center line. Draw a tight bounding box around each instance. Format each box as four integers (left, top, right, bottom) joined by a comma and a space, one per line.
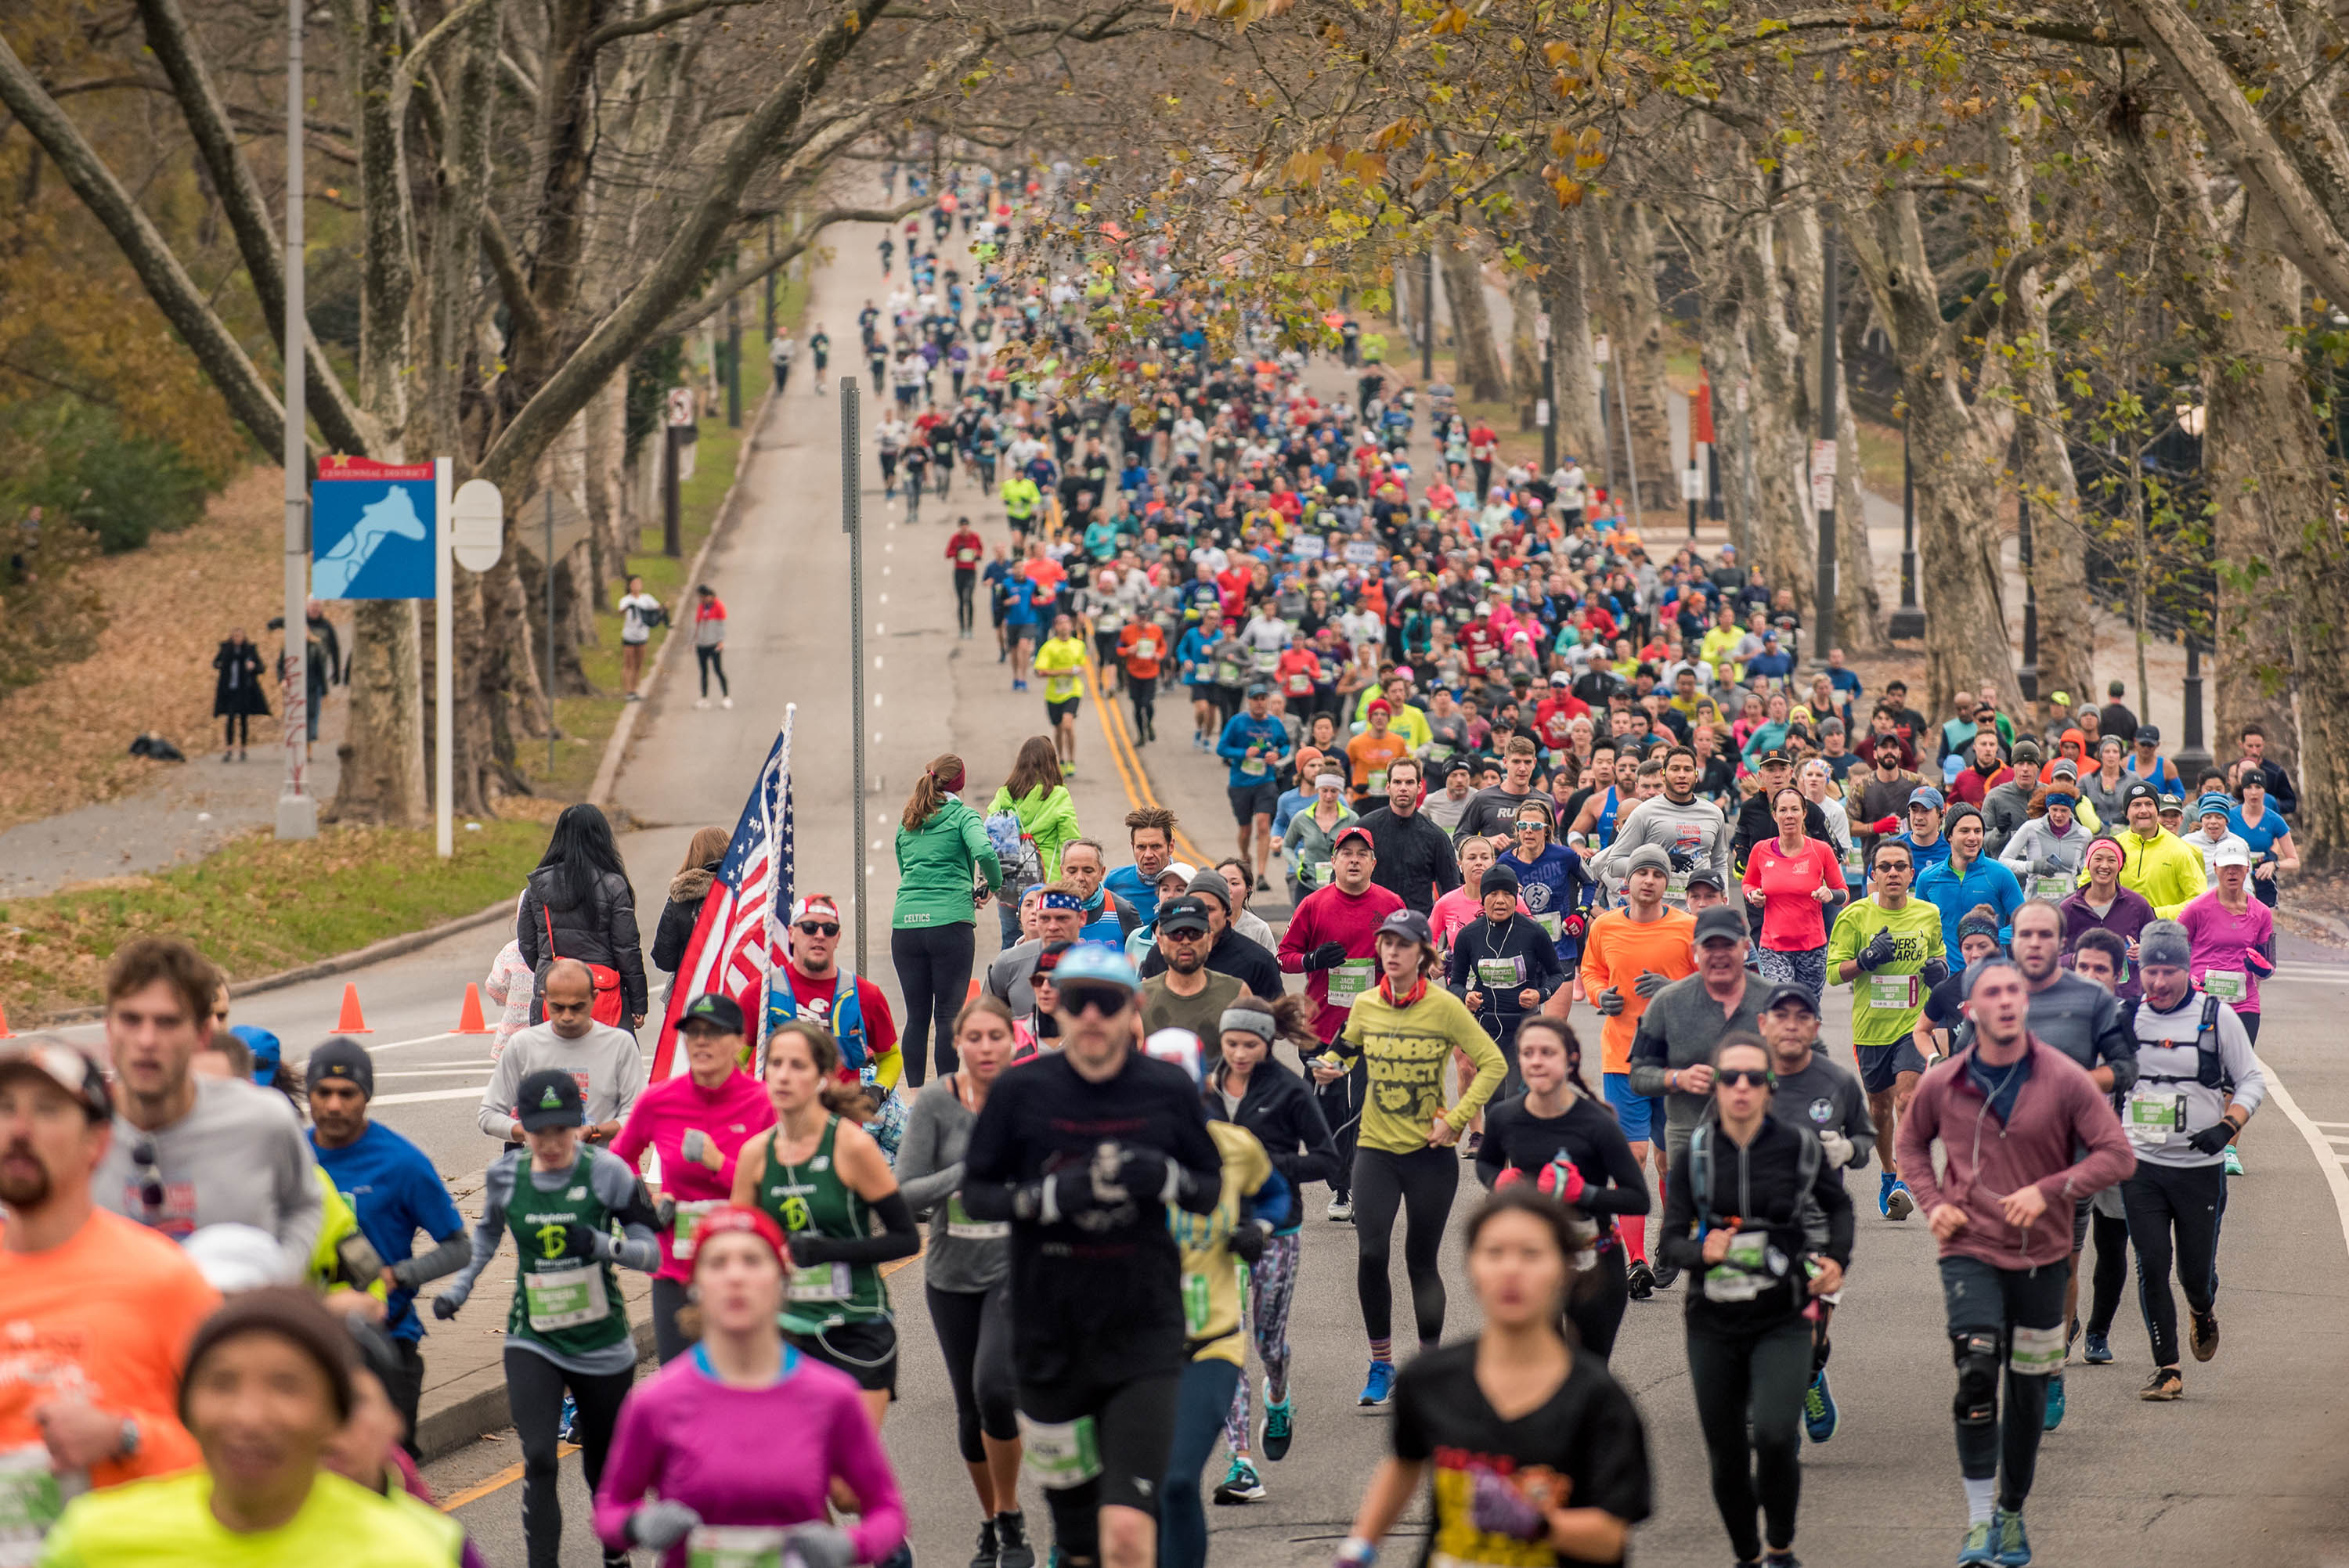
1080, 644, 1210, 870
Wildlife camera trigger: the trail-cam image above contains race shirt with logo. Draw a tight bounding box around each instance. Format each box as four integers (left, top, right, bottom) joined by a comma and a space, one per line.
1824, 899, 1947, 1049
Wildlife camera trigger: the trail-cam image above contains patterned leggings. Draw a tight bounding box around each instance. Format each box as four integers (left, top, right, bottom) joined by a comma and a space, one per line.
1221, 1231, 1301, 1456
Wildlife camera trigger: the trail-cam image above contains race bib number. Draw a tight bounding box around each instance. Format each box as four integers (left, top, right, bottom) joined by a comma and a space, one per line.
1366, 770, 1387, 793
1701, 1229, 1771, 1303
1241, 756, 1268, 777
946, 1194, 1009, 1242
671, 1199, 718, 1261
787, 1261, 853, 1303
1308, 861, 1337, 889
1326, 959, 1375, 1008
1866, 974, 1918, 1011
1181, 1271, 1214, 1335
689, 1527, 787, 1568
2008, 1323, 2066, 1379
957, 548, 980, 564
2127, 1090, 2185, 1147
1019, 1413, 1103, 1490
2203, 970, 2246, 1002
1286, 673, 1313, 695
1132, 638, 1158, 661
1534, 911, 1563, 941
1666, 871, 1690, 902
2032, 875, 2072, 902
1475, 957, 1521, 988
523, 1259, 611, 1332
1214, 658, 1244, 686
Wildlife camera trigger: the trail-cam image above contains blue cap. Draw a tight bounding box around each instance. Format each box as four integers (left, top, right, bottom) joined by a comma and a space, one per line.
229, 1025, 282, 1087
1050, 942, 1141, 992
1909, 785, 1946, 812
2195, 791, 2235, 819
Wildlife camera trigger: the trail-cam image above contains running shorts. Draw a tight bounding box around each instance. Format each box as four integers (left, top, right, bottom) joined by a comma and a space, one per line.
788, 1318, 898, 1397
1047, 696, 1081, 725
1853, 1038, 1929, 1095
1602, 1072, 1661, 1144
1228, 780, 1280, 826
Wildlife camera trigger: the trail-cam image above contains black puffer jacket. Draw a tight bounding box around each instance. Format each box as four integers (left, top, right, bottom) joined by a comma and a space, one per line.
651, 863, 720, 973
1211, 1056, 1339, 1197
517, 863, 649, 1018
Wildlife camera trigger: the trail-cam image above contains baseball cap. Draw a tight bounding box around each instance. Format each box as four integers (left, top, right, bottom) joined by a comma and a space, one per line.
2048, 759, 2080, 781
1245, 682, 1272, 699
1144, 1028, 1204, 1086
1908, 785, 1945, 811
1157, 896, 1214, 935
1332, 824, 1376, 852
1685, 866, 1727, 892
516, 1069, 586, 1131
1872, 730, 1905, 751
679, 993, 746, 1034
1549, 671, 1571, 687
0, 1037, 110, 1120
790, 895, 843, 926
2049, 690, 2072, 706
1156, 860, 1200, 888
2212, 838, 2253, 869
229, 1025, 283, 1087
1694, 905, 1747, 945
2136, 724, 2162, 744
1625, 845, 1672, 877
1374, 909, 1434, 946
1757, 748, 1791, 768
305, 1036, 375, 1100
2159, 793, 2185, 814
1760, 982, 1818, 1015
1050, 943, 1142, 991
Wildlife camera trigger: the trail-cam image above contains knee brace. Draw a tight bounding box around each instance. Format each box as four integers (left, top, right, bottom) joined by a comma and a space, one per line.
1952, 1332, 2001, 1426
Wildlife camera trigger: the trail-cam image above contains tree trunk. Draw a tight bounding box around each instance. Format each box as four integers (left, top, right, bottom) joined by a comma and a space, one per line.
1599, 203, 1677, 510
1530, 199, 1603, 474
327, 600, 428, 826
1685, 203, 1762, 563
1833, 367, 1887, 653
1438, 231, 1507, 402
1507, 276, 1542, 431
1742, 209, 1814, 597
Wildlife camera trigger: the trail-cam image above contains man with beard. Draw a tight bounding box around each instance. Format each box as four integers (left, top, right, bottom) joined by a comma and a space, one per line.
0, 1035, 220, 1552
1592, 744, 1732, 905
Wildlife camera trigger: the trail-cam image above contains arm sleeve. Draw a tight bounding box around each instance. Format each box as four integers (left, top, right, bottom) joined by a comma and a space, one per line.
1276, 901, 1312, 974
611, 1093, 655, 1171
2217, 1007, 2267, 1118
1444, 930, 1473, 995
794, 1190, 921, 1266
890, 1092, 958, 1217
1529, 931, 1568, 997
440, 1162, 514, 1306
389, 1231, 475, 1292
2094, 995, 2139, 1094
836, 1384, 911, 1565
1272, 1087, 1340, 1191
1657, 1142, 1705, 1270
590, 1152, 662, 1272
962, 812, 1004, 893
478, 1049, 521, 1141
1811, 1144, 1856, 1267
1583, 1116, 1653, 1217
1893, 1076, 1949, 1218
954, 1092, 1022, 1221
1443, 1008, 1509, 1130
1841, 1083, 1879, 1170
1429, 824, 1463, 896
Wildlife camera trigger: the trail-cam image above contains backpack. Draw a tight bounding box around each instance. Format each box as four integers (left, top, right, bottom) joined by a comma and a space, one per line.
1688, 1116, 1825, 1251
2120, 993, 2231, 1091
984, 809, 1045, 893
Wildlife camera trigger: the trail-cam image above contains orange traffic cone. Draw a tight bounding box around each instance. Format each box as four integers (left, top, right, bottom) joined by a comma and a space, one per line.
0, 1001, 13, 1040
454, 983, 493, 1035
333, 982, 371, 1035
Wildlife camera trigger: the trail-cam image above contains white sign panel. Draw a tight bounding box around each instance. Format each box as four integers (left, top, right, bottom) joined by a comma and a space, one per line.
1810, 438, 1838, 512
450, 478, 506, 572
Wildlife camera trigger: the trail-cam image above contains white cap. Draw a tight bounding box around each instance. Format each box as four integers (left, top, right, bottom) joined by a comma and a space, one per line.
1144, 1027, 1203, 1086
2211, 839, 2252, 869
1157, 860, 1200, 889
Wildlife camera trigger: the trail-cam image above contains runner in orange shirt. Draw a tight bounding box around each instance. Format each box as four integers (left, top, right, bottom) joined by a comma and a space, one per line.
1578, 845, 1696, 1299
0, 1037, 219, 1557
1117, 616, 1168, 745
1345, 700, 1413, 809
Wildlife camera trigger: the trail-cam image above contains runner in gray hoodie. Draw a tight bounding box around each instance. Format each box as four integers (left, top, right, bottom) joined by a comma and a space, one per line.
1589, 743, 1730, 905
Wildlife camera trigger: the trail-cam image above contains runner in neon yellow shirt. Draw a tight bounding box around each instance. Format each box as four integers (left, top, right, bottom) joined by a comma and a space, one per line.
1824, 836, 1949, 1223
1034, 612, 1088, 777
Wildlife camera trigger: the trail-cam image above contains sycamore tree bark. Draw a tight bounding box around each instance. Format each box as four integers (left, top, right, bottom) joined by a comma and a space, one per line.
1681, 199, 1763, 563
1525, 192, 1603, 476
1596, 202, 1676, 511
1743, 200, 1814, 597
1507, 276, 1542, 431
1438, 229, 1507, 402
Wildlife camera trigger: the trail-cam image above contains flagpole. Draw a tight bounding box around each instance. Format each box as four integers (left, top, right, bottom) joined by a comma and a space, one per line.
754, 703, 796, 1075
843, 378, 868, 976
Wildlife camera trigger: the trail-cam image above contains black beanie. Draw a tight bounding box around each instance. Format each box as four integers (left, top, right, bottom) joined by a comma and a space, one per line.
180, 1287, 356, 1425
305, 1036, 374, 1100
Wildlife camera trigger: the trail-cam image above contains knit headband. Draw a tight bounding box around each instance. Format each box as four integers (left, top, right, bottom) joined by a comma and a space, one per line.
932, 761, 965, 792
1219, 1006, 1278, 1043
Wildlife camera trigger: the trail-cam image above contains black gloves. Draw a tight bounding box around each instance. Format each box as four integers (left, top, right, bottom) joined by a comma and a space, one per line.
1230, 1219, 1272, 1266
558, 1221, 612, 1262
1856, 929, 1898, 972
1116, 1145, 1174, 1204
2187, 1122, 2238, 1155
431, 1294, 462, 1321
1919, 958, 1950, 987
655, 1195, 677, 1232
1304, 941, 1348, 971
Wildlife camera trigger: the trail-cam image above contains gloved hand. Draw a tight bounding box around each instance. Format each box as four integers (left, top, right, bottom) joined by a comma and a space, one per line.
431, 1292, 464, 1321
1818, 1128, 1856, 1167
1633, 968, 1669, 998
787, 1231, 831, 1267
1304, 941, 1349, 972
1867, 815, 1900, 836
2033, 856, 2059, 877
559, 1221, 613, 1262
1856, 929, 1899, 971
1537, 1158, 1586, 1206
682, 1129, 710, 1164
781, 1522, 860, 1568
1230, 1218, 1272, 1266
1919, 958, 1950, 987
1593, 986, 1625, 1017
1561, 912, 1587, 943
655, 1194, 677, 1232
2187, 1121, 2238, 1155
1469, 1468, 1546, 1541
1115, 1144, 1174, 1205
1491, 1166, 1527, 1190
629, 1500, 704, 1551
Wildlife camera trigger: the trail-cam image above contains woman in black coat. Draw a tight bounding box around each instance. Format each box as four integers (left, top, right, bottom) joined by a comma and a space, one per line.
516, 802, 649, 1028
651, 824, 731, 972
211, 629, 269, 762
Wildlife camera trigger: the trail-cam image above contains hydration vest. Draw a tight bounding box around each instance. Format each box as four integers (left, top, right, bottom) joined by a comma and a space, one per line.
766, 966, 871, 1073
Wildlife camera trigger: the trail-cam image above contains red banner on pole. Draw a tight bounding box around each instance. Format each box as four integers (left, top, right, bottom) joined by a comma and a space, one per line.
1690, 380, 1716, 449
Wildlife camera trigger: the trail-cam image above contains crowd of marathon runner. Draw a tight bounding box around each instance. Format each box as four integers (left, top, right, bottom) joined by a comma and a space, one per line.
0, 164, 2308, 1568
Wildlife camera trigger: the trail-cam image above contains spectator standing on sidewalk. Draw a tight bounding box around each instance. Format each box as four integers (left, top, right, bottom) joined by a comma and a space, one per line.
516, 803, 649, 1030
210, 628, 269, 762
617, 575, 662, 702
692, 585, 731, 710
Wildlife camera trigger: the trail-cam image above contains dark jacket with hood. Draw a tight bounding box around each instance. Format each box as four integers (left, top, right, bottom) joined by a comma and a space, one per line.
651, 862, 720, 973
1210, 1055, 1339, 1207
518, 863, 649, 1019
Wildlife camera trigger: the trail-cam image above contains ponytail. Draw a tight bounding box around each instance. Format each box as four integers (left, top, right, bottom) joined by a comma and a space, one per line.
765, 1019, 875, 1123
902, 753, 967, 833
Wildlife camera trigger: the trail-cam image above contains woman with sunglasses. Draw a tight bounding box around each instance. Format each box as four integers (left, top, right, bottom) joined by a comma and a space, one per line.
731, 1018, 918, 1562
593, 1205, 906, 1568
1474, 1018, 1648, 1360
895, 997, 1037, 1568
1659, 1035, 1852, 1568
1337, 1186, 1653, 1568
1321, 909, 1506, 1409
1503, 801, 1600, 979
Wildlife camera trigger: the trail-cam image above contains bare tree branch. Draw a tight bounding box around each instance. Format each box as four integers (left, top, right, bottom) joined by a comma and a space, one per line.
583, 0, 768, 51
405, 0, 500, 88
655, 199, 926, 337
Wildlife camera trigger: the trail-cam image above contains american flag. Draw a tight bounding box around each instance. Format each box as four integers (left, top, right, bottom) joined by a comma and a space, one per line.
648, 706, 794, 1081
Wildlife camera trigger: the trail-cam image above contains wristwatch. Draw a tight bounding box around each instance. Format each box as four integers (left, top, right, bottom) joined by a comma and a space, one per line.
117, 1418, 140, 1461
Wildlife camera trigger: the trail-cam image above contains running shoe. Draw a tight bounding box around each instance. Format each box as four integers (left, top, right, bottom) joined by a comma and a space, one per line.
878, 1545, 915, 1568
560, 1390, 579, 1446
2041, 1372, 2065, 1432
1327, 1197, 1353, 1223
2084, 1330, 2113, 1364
2224, 1144, 2244, 1176
1461, 1131, 1483, 1159
1212, 1456, 1265, 1504
1256, 874, 1272, 892
2140, 1368, 2183, 1400
1958, 1522, 1997, 1566
1802, 1370, 1838, 1443
1885, 1180, 1916, 1222
1012, 679, 1028, 692
1358, 1359, 1396, 1408
1877, 1170, 1896, 1214
969, 1519, 999, 1568
1061, 761, 1076, 777
1650, 1257, 1681, 1290
2190, 1310, 2220, 1362
1626, 1259, 1655, 1300
1763, 1553, 1802, 1568
720, 697, 733, 710
1261, 1390, 1294, 1460
1991, 1507, 2031, 1566
995, 1512, 1035, 1568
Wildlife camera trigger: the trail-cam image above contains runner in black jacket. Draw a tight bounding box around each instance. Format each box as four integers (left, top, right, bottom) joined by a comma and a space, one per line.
1444, 862, 1568, 1093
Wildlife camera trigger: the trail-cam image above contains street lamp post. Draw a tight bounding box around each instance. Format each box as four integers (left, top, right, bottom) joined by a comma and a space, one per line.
276, 0, 316, 842
1811, 220, 1839, 668
2175, 639, 2214, 779
1889, 424, 1925, 639
2018, 476, 2040, 701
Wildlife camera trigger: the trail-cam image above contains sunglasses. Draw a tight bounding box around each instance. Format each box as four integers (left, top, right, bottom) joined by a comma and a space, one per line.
1717, 1068, 1773, 1089
1056, 982, 1132, 1018
796, 921, 841, 937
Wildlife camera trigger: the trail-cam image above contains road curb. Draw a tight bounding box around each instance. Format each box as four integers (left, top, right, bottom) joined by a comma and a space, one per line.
415, 1318, 659, 1462
590, 388, 774, 812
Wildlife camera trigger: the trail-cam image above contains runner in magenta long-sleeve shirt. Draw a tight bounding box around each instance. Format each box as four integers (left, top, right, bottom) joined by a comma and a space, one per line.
1277, 827, 1405, 1044
611, 993, 778, 1361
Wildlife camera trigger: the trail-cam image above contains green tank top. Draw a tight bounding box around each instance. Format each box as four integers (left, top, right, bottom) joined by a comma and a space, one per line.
502, 1152, 628, 1359
757, 1117, 889, 1332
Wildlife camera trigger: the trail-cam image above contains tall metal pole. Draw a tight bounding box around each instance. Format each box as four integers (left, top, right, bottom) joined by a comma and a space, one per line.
663, 424, 683, 557
726, 297, 742, 429
1540, 331, 1557, 473
276, 0, 316, 841
545, 490, 556, 775
2176, 640, 2213, 777
1812, 218, 1840, 668
2017, 470, 2040, 701
843, 377, 868, 976
1890, 423, 1925, 637
1421, 251, 1435, 381
763, 217, 777, 342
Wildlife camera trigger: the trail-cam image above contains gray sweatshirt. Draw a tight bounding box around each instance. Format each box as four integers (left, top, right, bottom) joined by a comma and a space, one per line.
1589, 793, 1733, 903
1625, 972, 1770, 1155
2128, 993, 2265, 1168
96, 1076, 324, 1278
1997, 817, 2096, 890
893, 1079, 1009, 1294
439, 1145, 660, 1373
478, 1021, 646, 1141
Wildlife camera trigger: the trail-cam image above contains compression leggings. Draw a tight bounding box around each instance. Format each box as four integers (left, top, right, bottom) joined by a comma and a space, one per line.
1221, 1231, 1301, 1453
889, 922, 976, 1087
929, 1280, 1019, 1462
1686, 1314, 1811, 1563
1352, 1145, 1458, 1348
2122, 1160, 2225, 1367
506, 1348, 632, 1568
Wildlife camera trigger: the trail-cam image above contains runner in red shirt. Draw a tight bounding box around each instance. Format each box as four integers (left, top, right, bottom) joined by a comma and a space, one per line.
1535, 679, 1591, 750
1118, 619, 1167, 744
945, 523, 985, 640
